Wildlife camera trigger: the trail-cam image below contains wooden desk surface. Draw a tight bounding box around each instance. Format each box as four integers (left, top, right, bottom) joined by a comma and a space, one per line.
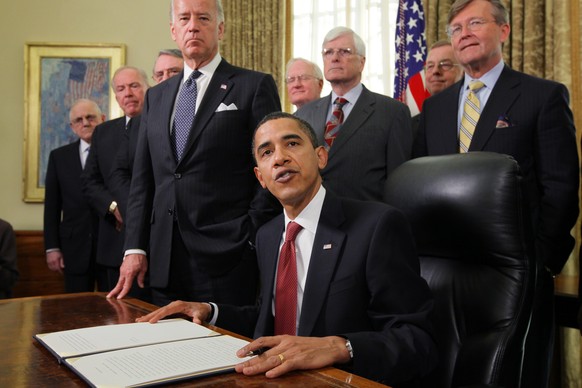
0, 293, 387, 387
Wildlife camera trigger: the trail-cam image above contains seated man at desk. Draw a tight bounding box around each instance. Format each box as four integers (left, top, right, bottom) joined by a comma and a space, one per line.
138, 112, 437, 386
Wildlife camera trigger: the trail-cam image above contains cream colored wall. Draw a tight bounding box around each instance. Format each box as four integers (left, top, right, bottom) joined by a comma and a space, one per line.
0, 0, 176, 230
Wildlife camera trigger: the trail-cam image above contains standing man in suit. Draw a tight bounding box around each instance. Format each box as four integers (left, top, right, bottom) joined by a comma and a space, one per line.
108, 0, 281, 306
44, 99, 104, 292
137, 113, 437, 385
110, 52, 185, 224
413, 1, 579, 386
82, 66, 149, 293
295, 27, 412, 202
285, 58, 323, 110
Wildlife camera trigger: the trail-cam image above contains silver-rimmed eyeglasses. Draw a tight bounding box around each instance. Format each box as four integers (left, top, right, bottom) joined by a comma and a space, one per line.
447, 19, 497, 38
285, 74, 317, 84
321, 47, 355, 59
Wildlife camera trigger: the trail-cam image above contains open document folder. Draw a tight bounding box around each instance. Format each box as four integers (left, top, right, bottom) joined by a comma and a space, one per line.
34, 318, 251, 387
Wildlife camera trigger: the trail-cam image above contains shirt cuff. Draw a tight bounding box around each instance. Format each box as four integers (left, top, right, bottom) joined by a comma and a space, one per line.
123, 249, 147, 259
207, 302, 219, 325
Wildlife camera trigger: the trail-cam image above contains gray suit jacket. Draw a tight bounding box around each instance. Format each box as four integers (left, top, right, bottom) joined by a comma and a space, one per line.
295, 85, 412, 202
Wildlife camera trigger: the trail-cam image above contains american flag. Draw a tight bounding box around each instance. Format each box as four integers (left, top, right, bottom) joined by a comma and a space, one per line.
393, 0, 430, 116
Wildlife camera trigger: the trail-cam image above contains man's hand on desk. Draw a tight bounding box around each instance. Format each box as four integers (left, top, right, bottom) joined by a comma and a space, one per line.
135, 300, 211, 325
235, 335, 351, 378
107, 254, 147, 299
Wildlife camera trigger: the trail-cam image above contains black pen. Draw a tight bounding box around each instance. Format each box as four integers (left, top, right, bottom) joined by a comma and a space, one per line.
246, 347, 269, 357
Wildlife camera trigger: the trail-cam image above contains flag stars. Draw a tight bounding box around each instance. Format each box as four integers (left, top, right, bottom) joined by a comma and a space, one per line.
411, 1, 421, 15
413, 50, 424, 62
407, 17, 418, 29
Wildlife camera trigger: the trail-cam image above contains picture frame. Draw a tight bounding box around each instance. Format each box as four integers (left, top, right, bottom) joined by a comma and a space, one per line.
23, 42, 126, 203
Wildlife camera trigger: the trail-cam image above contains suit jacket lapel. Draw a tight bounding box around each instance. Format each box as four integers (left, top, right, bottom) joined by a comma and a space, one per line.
432, 81, 463, 155
298, 193, 346, 336
179, 59, 233, 164
470, 66, 520, 151
161, 75, 182, 165
310, 96, 331, 144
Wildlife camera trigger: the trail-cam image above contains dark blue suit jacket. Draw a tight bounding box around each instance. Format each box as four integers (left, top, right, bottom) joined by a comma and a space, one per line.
413, 66, 579, 273
44, 140, 98, 274
124, 59, 281, 286
82, 116, 127, 267
217, 191, 437, 385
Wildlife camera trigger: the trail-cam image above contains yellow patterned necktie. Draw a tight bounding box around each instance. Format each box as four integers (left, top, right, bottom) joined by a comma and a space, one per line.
459, 80, 485, 153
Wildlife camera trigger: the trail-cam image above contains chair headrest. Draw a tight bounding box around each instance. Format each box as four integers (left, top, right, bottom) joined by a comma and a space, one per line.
384, 152, 531, 265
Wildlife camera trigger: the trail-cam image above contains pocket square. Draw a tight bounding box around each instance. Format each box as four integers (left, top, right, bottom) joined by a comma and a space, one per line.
216, 102, 238, 112
495, 114, 512, 128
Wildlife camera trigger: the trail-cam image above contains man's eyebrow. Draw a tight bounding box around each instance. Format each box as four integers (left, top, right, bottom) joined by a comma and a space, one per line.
282, 133, 303, 141
256, 141, 272, 153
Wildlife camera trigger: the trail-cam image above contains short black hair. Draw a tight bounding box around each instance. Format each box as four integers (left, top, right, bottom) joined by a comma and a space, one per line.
252, 112, 319, 162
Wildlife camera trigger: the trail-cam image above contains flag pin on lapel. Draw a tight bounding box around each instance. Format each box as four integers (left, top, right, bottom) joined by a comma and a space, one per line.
323, 243, 332, 250
220, 84, 227, 90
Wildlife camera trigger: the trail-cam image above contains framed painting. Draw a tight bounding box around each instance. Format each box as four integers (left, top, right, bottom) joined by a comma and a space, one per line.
23, 42, 126, 202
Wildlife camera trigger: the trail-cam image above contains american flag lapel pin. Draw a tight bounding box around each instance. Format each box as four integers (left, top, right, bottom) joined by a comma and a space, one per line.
220, 84, 227, 90
323, 243, 332, 250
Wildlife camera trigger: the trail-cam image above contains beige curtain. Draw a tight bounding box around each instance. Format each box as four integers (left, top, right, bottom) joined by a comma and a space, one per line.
424, 0, 582, 386
220, 0, 288, 103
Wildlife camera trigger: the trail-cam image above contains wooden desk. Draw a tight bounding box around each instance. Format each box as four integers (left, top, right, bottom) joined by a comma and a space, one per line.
554, 274, 580, 329
0, 293, 387, 387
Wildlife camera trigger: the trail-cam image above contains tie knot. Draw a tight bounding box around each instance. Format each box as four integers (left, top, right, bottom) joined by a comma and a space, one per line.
285, 222, 303, 242
334, 97, 348, 108
185, 70, 202, 86
469, 80, 485, 92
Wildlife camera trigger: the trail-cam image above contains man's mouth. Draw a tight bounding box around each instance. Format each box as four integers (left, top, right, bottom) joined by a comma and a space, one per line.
275, 169, 297, 182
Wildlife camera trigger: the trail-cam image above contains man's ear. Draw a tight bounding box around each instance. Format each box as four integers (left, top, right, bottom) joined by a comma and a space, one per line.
315, 146, 328, 170
254, 166, 267, 189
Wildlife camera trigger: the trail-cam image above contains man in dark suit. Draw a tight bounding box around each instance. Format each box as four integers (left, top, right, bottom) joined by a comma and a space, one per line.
108, 0, 281, 306
82, 66, 149, 293
137, 112, 437, 385
295, 27, 412, 202
44, 99, 104, 292
109, 51, 184, 222
412, 1, 579, 386
0, 218, 18, 299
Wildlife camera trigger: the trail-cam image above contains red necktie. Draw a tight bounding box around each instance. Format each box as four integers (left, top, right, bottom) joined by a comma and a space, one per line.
274, 222, 303, 336
324, 97, 348, 149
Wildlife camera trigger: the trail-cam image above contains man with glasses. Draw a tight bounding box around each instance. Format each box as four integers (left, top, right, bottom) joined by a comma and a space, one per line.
44, 99, 104, 292
296, 26, 412, 202
285, 58, 323, 110
424, 40, 463, 95
152, 49, 184, 83
413, 1, 579, 386
82, 66, 150, 295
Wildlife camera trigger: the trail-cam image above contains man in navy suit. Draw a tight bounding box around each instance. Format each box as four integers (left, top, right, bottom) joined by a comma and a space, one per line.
412, 1, 579, 386
44, 99, 104, 292
82, 66, 149, 293
108, 0, 281, 306
295, 27, 412, 202
137, 112, 437, 385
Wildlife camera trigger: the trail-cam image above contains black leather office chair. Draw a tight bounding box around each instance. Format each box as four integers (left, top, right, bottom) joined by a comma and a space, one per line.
384, 152, 538, 388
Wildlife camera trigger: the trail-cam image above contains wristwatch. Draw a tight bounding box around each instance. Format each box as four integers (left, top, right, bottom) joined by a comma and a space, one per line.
108, 201, 118, 214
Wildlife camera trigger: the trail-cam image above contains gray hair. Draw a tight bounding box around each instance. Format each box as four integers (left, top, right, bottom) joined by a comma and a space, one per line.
112, 66, 150, 89
170, 0, 224, 24
448, 0, 509, 25
158, 48, 183, 59
285, 58, 323, 80
323, 27, 366, 57
69, 98, 102, 121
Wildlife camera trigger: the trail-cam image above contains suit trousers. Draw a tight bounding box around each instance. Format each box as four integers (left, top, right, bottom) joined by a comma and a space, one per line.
150, 222, 259, 307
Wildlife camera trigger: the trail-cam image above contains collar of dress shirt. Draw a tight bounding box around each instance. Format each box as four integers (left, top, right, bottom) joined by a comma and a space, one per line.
283, 185, 326, 237
182, 53, 222, 82
328, 83, 363, 122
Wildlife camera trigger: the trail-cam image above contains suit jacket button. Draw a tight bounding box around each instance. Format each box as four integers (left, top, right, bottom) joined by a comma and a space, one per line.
174, 173, 182, 179
168, 209, 174, 215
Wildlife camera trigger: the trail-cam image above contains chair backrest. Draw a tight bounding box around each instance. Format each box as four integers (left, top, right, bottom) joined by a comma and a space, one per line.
384, 152, 536, 388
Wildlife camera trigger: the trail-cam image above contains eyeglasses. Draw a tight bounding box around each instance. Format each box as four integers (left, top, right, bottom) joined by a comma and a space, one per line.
285, 74, 318, 84
321, 47, 355, 59
447, 19, 497, 38
425, 60, 459, 73
152, 68, 182, 82
71, 115, 98, 126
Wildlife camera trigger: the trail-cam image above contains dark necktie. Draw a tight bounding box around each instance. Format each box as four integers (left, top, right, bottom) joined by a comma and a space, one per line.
324, 97, 348, 150
172, 70, 202, 162
274, 221, 303, 336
